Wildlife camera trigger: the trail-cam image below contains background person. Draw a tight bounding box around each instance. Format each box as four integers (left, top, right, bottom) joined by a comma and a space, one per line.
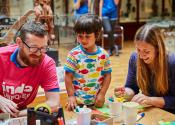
73, 0, 91, 21
99, 0, 120, 56
34, 0, 55, 45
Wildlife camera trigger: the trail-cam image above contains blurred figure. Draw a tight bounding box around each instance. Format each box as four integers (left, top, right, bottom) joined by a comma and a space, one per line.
99, 0, 120, 56
73, 0, 91, 21
34, 0, 55, 45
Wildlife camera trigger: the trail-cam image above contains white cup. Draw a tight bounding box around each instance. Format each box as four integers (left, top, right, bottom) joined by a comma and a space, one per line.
108, 101, 122, 116
123, 102, 139, 125
77, 108, 92, 125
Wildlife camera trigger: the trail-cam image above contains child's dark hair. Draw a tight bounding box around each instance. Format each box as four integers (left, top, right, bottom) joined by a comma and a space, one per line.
74, 14, 102, 39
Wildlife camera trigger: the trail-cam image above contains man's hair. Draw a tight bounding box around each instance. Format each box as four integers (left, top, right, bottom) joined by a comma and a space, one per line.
18, 20, 48, 41
73, 14, 102, 38
135, 24, 168, 96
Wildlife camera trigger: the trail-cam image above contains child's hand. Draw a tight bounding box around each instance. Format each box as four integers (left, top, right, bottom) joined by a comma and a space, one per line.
66, 96, 77, 111
95, 93, 105, 108
114, 86, 125, 97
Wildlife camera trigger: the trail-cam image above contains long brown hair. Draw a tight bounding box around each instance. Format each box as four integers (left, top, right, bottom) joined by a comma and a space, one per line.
135, 24, 168, 96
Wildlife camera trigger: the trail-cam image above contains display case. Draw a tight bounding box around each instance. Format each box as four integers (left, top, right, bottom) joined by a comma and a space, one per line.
119, 0, 173, 40
0, 0, 9, 16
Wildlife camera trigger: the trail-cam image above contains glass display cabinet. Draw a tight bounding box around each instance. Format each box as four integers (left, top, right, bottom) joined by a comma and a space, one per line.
119, 0, 174, 40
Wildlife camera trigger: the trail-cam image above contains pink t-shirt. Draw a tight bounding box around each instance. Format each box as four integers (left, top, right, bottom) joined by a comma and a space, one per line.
0, 44, 59, 109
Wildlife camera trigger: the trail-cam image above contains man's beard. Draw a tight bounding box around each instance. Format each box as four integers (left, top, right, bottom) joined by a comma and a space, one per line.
19, 49, 43, 67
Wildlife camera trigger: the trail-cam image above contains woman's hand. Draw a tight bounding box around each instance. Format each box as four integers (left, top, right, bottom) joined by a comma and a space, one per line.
66, 96, 77, 111
114, 86, 125, 97
131, 93, 151, 106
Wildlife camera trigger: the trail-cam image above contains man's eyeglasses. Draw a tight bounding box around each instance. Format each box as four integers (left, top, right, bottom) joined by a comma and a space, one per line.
22, 39, 49, 53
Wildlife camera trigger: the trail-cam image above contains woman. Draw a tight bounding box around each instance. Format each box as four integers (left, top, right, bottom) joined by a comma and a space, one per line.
114, 24, 175, 113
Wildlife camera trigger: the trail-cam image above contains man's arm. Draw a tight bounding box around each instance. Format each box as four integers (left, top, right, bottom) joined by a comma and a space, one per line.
18, 91, 60, 117
45, 91, 60, 113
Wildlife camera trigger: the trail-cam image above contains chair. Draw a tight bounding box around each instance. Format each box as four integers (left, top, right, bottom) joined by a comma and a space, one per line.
101, 25, 124, 50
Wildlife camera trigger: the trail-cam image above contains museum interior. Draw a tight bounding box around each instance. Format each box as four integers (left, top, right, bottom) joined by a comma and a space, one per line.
0, 0, 175, 124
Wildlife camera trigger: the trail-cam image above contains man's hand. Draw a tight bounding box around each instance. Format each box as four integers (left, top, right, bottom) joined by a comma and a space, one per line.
66, 96, 77, 111
0, 96, 19, 117
95, 93, 105, 108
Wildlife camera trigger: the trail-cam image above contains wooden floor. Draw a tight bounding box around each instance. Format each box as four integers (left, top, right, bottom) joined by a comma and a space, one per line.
56, 41, 135, 97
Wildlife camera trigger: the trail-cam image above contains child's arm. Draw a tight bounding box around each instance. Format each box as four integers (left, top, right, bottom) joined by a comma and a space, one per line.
95, 73, 111, 107
65, 71, 77, 111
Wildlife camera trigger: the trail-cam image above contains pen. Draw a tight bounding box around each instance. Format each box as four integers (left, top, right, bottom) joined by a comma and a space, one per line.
75, 107, 79, 112
58, 118, 62, 125
108, 96, 114, 102
60, 117, 65, 125
136, 112, 145, 121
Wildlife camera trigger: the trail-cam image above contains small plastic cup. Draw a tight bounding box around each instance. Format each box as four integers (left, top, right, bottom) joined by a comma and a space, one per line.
108, 101, 122, 117
123, 102, 139, 125
76, 107, 92, 125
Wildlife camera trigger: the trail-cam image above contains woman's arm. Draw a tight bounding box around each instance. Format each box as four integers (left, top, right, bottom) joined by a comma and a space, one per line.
125, 52, 140, 94
132, 94, 165, 108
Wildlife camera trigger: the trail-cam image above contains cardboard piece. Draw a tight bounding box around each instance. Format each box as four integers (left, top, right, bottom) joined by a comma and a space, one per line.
91, 114, 113, 125
95, 104, 110, 115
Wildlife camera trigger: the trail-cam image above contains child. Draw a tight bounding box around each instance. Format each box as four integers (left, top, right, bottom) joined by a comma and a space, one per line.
64, 14, 112, 111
